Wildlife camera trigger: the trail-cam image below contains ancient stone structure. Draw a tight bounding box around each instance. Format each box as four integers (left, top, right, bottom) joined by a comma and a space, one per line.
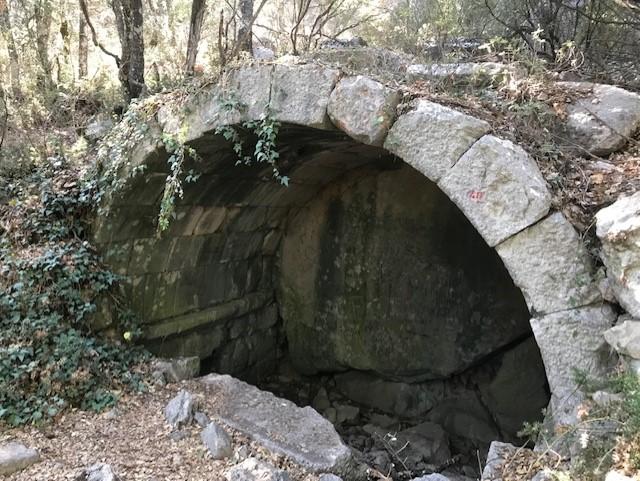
94, 62, 616, 446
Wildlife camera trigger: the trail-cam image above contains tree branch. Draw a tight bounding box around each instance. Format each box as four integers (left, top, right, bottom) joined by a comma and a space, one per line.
79, 0, 121, 65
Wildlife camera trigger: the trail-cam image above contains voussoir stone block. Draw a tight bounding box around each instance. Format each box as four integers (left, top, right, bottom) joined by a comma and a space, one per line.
531, 304, 616, 425
496, 212, 601, 315
439, 135, 552, 246
327, 76, 401, 146
270, 64, 340, 129
596, 192, 640, 318
384, 99, 490, 182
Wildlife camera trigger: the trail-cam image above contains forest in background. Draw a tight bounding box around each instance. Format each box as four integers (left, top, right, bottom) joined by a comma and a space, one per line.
0, 0, 640, 172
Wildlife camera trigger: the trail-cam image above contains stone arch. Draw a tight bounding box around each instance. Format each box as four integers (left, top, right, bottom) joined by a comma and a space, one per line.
95, 63, 616, 432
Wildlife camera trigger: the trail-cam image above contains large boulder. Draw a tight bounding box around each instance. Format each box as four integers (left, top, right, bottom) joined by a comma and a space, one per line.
200, 374, 354, 476
384, 99, 490, 182
327, 76, 401, 146
596, 192, 640, 317
560, 82, 640, 156
0, 442, 40, 475
530, 304, 617, 425
439, 135, 552, 246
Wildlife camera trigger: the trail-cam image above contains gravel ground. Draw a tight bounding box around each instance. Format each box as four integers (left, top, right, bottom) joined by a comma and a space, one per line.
1, 381, 320, 481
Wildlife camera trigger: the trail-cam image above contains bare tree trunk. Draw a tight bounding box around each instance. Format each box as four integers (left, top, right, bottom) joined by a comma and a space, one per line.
78, 6, 89, 78
185, 0, 207, 76
238, 0, 254, 54
35, 0, 54, 90
128, 0, 145, 99
0, 0, 20, 97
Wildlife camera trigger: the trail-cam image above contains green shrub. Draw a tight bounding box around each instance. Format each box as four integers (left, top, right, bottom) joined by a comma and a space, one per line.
0, 157, 147, 426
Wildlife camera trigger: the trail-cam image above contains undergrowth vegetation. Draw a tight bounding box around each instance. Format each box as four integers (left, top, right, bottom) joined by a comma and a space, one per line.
0, 157, 148, 426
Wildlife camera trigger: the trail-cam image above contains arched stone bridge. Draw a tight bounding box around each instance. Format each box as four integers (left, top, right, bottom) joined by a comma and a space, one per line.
94, 63, 615, 431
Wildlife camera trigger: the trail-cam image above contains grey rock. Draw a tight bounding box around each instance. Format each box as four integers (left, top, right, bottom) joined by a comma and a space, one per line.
532, 470, 555, 481
201, 374, 353, 475
225, 458, 291, 481
592, 390, 623, 407
271, 64, 340, 129
194, 411, 211, 428
318, 474, 343, 481
328, 75, 401, 146
496, 212, 601, 314
560, 82, 640, 156
85, 117, 114, 142
0, 442, 40, 475
481, 441, 519, 481
75, 463, 121, 481
439, 135, 552, 246
531, 304, 617, 425
201, 422, 233, 459
596, 192, 640, 317
168, 430, 190, 442
253, 46, 275, 61
407, 62, 524, 85
335, 403, 359, 424
312, 387, 331, 412
604, 319, 640, 359
411, 475, 454, 481
605, 471, 635, 481
164, 389, 196, 428
152, 356, 200, 383
394, 421, 452, 467
384, 99, 490, 182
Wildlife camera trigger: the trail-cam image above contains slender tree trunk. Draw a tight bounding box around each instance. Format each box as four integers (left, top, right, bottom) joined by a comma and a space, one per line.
0, 0, 20, 97
35, 0, 54, 90
185, 0, 207, 76
128, 0, 145, 99
238, 0, 254, 54
79, 6, 89, 78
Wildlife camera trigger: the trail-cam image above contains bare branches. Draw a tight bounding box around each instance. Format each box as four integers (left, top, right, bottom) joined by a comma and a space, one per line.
78, 0, 121, 65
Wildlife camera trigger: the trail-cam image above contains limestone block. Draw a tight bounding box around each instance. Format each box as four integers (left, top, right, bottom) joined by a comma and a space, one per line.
439, 135, 552, 246
560, 82, 640, 156
271, 64, 340, 129
496, 212, 601, 314
530, 304, 616, 425
481, 441, 519, 481
201, 374, 353, 475
327, 76, 401, 146
384, 99, 490, 182
0, 442, 40, 475
596, 192, 640, 317
604, 319, 640, 359
407, 62, 524, 84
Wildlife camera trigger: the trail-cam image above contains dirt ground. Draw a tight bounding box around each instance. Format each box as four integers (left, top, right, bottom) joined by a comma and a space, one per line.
1, 381, 320, 481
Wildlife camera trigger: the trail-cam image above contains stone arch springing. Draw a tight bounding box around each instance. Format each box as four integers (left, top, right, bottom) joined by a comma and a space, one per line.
94, 63, 616, 433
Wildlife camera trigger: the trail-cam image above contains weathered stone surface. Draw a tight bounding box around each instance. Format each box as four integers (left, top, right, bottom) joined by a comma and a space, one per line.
560, 82, 640, 156
318, 474, 343, 481
335, 371, 444, 417
496, 212, 601, 314
530, 304, 616, 425
75, 463, 121, 481
226, 458, 290, 481
152, 356, 200, 383
85, 116, 114, 142
305, 47, 413, 81
164, 389, 196, 428
384, 99, 490, 182
327, 76, 401, 146
395, 422, 452, 466
271, 64, 340, 129
0, 442, 40, 475
201, 422, 233, 459
439, 135, 552, 246
596, 192, 640, 317
281, 166, 530, 380
481, 441, 519, 481
605, 471, 635, 481
407, 62, 524, 84
604, 319, 640, 359
478, 338, 549, 441
201, 374, 353, 475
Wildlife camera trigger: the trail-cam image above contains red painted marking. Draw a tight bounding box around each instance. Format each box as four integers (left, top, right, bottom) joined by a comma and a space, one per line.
467, 190, 485, 202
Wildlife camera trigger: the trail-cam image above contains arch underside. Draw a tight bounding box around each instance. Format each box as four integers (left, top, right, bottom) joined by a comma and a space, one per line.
95, 63, 616, 436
